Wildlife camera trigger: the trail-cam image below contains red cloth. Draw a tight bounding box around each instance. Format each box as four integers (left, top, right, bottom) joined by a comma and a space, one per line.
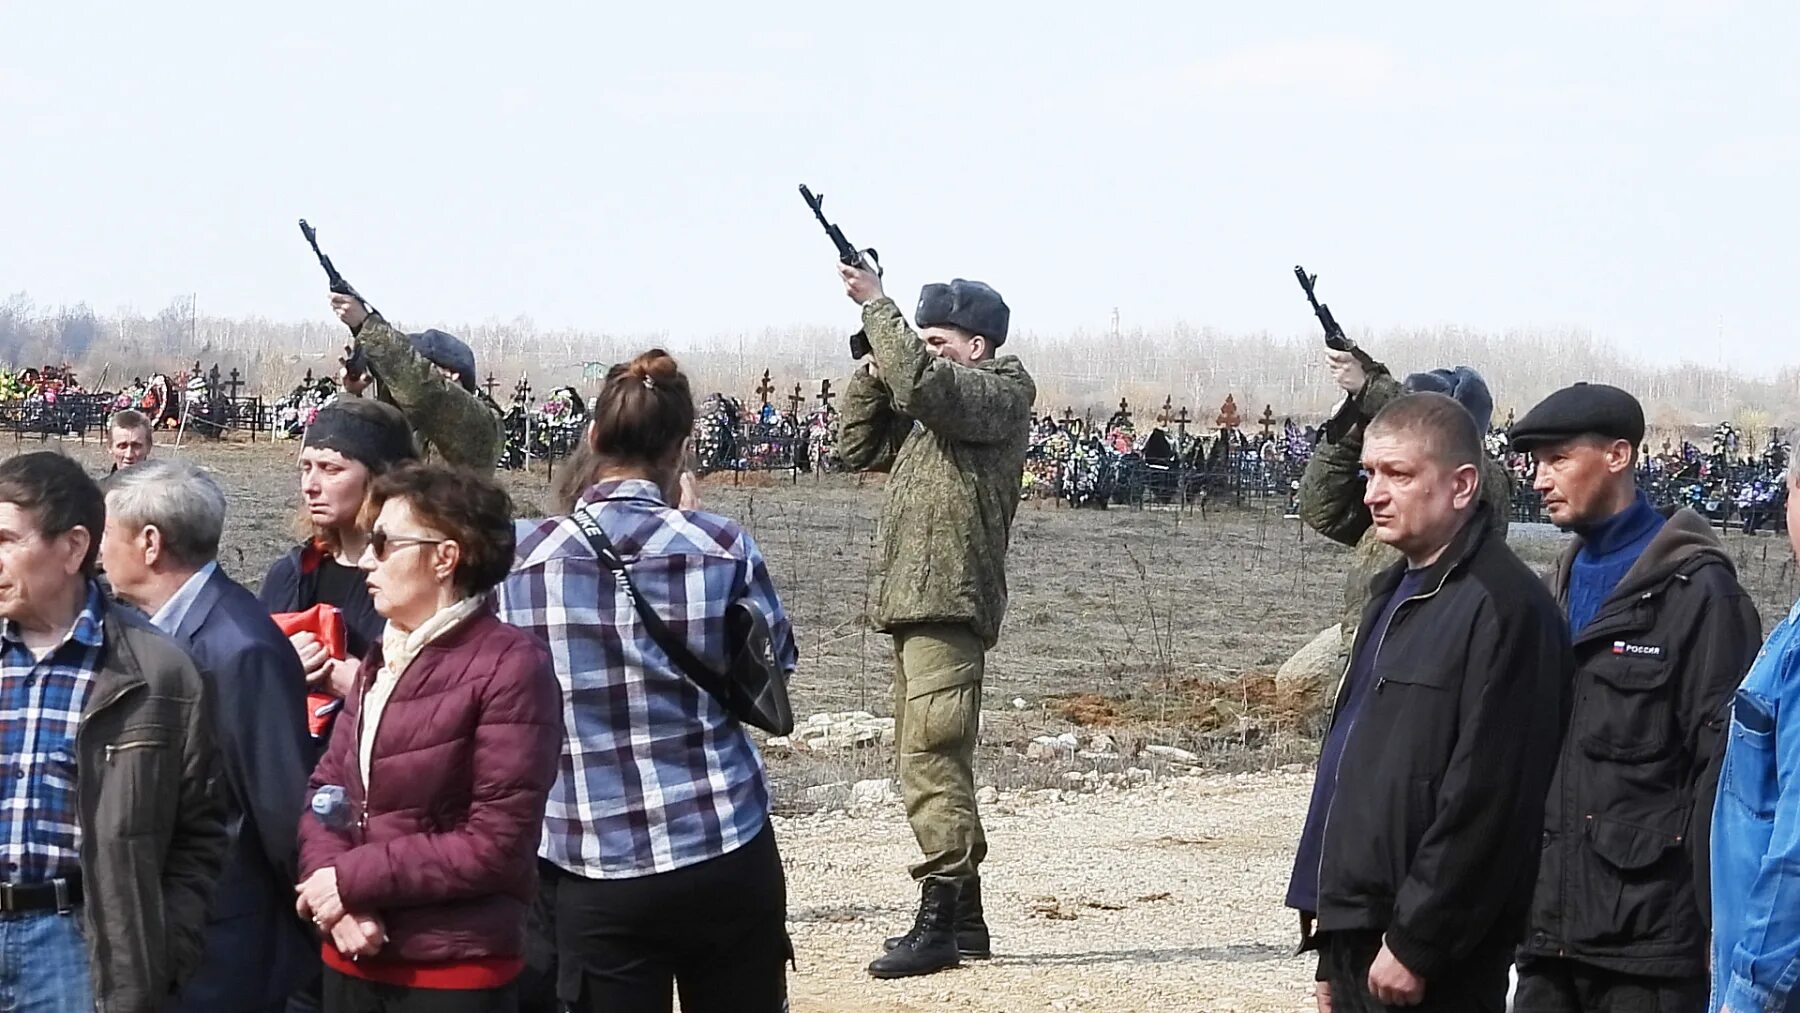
297, 610, 561, 965
319, 944, 522, 990
272, 603, 345, 739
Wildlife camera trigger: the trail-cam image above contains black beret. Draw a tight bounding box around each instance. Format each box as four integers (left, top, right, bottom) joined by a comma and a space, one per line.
1509, 382, 1645, 453
916, 279, 1010, 346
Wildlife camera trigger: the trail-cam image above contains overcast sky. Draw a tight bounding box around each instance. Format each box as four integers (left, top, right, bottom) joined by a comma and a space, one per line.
2, 2, 1794, 369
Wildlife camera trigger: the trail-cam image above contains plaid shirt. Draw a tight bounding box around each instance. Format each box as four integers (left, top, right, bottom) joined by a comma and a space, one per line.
0, 582, 106, 883
497, 479, 797, 879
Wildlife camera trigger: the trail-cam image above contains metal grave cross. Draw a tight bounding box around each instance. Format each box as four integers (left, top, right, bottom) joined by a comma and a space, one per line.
224, 368, 245, 401
483, 373, 499, 399
818, 379, 836, 410
1157, 395, 1174, 427
788, 383, 805, 417
1117, 397, 1132, 424
1260, 405, 1277, 441
757, 370, 775, 407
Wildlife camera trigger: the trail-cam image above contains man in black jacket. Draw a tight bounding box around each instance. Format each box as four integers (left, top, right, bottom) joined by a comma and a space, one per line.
1287, 393, 1573, 1012
1508, 384, 1761, 1013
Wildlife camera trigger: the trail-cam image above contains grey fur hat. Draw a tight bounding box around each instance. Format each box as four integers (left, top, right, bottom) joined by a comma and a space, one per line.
408, 328, 477, 392
1403, 366, 1494, 433
916, 279, 1010, 346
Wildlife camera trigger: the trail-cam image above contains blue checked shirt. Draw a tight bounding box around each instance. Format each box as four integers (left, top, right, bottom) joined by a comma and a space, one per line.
0, 582, 106, 883
497, 479, 798, 879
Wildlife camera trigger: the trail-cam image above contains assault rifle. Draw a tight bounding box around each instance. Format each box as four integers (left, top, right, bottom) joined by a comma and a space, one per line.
299, 219, 372, 381
1294, 265, 1380, 441
799, 185, 882, 358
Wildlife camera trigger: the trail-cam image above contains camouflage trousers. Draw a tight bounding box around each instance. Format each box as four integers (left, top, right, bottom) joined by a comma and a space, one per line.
891, 623, 988, 882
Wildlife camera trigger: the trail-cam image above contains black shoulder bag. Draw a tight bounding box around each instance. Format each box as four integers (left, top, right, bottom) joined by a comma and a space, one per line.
570, 508, 795, 736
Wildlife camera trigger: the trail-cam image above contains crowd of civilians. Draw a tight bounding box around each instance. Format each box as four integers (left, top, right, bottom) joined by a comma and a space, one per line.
11, 359, 1800, 1013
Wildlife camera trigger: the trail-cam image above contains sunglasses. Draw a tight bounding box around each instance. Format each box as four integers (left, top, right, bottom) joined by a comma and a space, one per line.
368, 529, 447, 561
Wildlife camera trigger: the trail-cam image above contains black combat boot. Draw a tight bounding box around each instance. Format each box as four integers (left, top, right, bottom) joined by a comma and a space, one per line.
954, 876, 992, 959
868, 878, 961, 979
883, 876, 991, 958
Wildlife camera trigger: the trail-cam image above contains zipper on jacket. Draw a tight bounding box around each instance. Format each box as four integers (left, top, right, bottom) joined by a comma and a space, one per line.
102, 741, 160, 763
1314, 571, 1452, 913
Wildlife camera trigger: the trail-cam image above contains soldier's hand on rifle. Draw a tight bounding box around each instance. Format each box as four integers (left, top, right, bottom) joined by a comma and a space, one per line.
839, 261, 884, 306
337, 365, 369, 397
1326, 349, 1367, 396
330, 292, 370, 331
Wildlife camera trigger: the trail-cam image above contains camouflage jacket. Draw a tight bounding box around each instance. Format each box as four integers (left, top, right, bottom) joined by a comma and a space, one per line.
1297, 366, 1513, 632
355, 312, 504, 473
838, 297, 1036, 649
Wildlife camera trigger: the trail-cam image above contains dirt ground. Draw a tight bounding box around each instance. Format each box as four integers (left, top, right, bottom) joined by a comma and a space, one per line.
20, 435, 1800, 1012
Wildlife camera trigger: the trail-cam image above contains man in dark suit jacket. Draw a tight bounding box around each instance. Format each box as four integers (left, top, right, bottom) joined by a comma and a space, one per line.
100, 460, 317, 1013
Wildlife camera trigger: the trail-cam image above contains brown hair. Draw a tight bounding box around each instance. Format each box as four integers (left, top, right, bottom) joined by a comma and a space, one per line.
362, 463, 517, 595
0, 452, 105, 575
1368, 392, 1484, 471
108, 409, 152, 438
588, 350, 694, 467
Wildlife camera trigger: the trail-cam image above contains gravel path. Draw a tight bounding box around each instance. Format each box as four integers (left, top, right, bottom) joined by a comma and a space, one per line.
779, 769, 1316, 1012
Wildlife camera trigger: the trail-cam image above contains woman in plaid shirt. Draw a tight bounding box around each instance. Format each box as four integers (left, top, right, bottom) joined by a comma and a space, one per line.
497, 350, 797, 1013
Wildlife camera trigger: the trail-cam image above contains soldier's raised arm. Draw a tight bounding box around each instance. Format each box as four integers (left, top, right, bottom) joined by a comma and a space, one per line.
329, 294, 503, 473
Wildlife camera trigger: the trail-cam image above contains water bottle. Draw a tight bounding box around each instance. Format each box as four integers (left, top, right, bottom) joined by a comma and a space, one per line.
311, 785, 350, 831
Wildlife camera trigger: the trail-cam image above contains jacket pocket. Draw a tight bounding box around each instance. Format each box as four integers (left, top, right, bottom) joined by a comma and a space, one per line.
102, 725, 178, 837
1579, 813, 1685, 946
1579, 658, 1676, 763
1721, 689, 1778, 821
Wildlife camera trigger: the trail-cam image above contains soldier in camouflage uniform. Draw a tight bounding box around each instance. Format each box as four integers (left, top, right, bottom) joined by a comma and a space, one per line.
329, 294, 505, 473
1299, 350, 1513, 642
835, 263, 1035, 980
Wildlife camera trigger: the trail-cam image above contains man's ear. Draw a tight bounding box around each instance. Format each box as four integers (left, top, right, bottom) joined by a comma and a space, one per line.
141, 524, 163, 569
1607, 438, 1635, 476
969, 334, 990, 362
1452, 462, 1481, 511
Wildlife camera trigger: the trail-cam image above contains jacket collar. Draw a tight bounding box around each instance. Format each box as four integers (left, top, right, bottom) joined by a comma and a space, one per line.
88, 600, 154, 719
1549, 506, 1729, 609
1366, 501, 1495, 606
169, 565, 230, 645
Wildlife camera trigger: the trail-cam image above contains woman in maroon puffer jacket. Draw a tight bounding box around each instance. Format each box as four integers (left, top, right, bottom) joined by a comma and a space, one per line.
297, 464, 560, 1013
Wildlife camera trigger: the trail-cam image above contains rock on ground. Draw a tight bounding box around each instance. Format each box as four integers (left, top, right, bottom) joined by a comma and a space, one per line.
780, 769, 1316, 1012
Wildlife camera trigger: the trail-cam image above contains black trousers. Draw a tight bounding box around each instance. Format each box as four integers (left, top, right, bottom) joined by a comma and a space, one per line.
321, 969, 517, 1013
1513, 956, 1707, 1013
536, 824, 789, 1013
1320, 930, 1512, 1013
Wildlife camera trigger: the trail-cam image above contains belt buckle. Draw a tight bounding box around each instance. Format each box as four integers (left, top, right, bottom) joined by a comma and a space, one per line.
0, 881, 13, 913
53, 878, 71, 915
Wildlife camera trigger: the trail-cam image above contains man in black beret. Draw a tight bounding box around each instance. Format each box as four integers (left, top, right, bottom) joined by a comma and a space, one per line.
1510, 383, 1761, 1013
835, 265, 1035, 980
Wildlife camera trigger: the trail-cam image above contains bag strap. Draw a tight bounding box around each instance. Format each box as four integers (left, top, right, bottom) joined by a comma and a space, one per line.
568, 507, 735, 708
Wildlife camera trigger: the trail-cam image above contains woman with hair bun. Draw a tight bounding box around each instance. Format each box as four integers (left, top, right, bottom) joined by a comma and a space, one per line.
498, 350, 797, 1013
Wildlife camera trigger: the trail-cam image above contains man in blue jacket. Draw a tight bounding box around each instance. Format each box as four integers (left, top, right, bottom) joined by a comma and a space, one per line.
1711, 456, 1800, 1013
100, 459, 316, 1013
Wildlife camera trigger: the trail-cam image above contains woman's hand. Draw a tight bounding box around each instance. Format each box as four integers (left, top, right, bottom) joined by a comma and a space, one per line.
290, 631, 332, 686
327, 656, 361, 698
297, 867, 346, 928
330, 913, 387, 959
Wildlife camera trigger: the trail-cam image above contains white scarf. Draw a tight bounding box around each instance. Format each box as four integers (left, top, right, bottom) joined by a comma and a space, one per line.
359, 595, 486, 790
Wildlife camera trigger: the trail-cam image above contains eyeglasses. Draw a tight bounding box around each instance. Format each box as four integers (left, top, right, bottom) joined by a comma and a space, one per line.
368, 529, 447, 561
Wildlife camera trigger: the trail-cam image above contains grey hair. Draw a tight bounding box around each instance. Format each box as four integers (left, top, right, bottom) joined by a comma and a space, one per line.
101, 459, 226, 567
